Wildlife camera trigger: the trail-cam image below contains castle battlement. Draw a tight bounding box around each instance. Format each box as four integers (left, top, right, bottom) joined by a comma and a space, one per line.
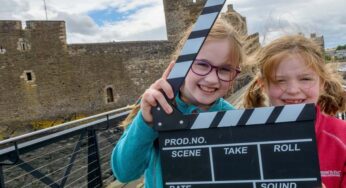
0, 20, 67, 54
0, 20, 66, 32
25, 20, 65, 29
0, 20, 22, 32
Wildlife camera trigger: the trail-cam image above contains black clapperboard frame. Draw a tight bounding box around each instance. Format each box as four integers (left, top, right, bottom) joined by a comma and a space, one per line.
152, 0, 322, 188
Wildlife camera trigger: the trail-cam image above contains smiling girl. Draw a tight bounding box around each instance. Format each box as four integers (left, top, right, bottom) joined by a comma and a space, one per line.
244, 35, 346, 188
111, 19, 244, 188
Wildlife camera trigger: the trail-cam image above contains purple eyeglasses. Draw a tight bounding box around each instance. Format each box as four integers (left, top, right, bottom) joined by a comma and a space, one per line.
191, 59, 241, 82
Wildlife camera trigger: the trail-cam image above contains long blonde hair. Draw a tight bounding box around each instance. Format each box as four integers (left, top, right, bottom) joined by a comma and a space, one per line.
244, 35, 346, 115
119, 18, 245, 129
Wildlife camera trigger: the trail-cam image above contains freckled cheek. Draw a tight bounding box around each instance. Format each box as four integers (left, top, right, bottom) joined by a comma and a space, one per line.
187, 71, 202, 83
268, 86, 283, 97
184, 73, 199, 86
267, 87, 284, 103
305, 87, 320, 102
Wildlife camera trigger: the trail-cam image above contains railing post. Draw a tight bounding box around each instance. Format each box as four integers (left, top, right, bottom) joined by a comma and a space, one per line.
87, 129, 102, 188
0, 165, 4, 188
60, 132, 85, 187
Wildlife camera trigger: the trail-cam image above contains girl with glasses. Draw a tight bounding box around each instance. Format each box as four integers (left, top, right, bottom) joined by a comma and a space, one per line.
111, 18, 245, 188
243, 35, 346, 188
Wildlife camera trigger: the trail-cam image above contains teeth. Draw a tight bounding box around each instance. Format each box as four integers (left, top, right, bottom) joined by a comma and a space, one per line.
200, 85, 216, 92
284, 99, 304, 104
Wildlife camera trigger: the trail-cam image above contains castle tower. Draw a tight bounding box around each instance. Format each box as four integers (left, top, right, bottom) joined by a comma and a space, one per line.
221, 4, 260, 55
310, 33, 324, 53
221, 4, 248, 35
25, 21, 67, 53
163, 0, 206, 44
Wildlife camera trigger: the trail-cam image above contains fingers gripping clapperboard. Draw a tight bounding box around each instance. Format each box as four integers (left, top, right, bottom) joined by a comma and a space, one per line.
152, 0, 322, 188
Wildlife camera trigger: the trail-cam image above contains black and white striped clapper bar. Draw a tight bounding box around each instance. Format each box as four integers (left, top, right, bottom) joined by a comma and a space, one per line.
152, 0, 322, 188
166, 0, 227, 95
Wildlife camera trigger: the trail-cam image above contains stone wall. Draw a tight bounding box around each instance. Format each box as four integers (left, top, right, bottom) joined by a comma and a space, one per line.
0, 0, 260, 137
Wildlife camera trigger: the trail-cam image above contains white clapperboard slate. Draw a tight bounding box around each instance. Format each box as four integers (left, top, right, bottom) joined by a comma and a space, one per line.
151, 0, 322, 188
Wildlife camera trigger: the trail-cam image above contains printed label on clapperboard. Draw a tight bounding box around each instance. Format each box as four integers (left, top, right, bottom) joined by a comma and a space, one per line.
159, 124, 321, 188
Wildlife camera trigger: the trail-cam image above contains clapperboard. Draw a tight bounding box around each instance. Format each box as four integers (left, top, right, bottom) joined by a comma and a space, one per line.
152, 0, 322, 188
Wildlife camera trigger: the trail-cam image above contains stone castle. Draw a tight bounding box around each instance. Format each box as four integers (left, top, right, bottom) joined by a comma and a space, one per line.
0, 0, 259, 134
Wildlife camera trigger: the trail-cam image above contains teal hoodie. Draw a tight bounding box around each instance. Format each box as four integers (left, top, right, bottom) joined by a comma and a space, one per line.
111, 95, 235, 188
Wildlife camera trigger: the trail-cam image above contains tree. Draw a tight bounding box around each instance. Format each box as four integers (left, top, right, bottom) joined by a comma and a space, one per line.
336, 44, 346, 50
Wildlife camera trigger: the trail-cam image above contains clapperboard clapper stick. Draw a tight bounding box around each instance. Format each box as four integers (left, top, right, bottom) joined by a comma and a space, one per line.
152, 0, 322, 188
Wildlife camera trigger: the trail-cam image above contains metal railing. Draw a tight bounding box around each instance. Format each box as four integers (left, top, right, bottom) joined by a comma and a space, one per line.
0, 106, 131, 188
0, 105, 343, 188
337, 112, 346, 120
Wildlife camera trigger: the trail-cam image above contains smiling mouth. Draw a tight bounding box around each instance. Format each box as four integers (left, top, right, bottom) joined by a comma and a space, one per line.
199, 85, 216, 93
283, 99, 305, 104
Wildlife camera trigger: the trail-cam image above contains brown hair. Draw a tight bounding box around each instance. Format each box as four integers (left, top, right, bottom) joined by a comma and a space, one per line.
244, 35, 346, 115
206, 19, 244, 68
172, 19, 245, 68
119, 18, 245, 129
119, 103, 141, 129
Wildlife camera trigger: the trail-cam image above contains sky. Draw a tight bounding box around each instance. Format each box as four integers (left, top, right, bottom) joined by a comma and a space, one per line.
0, 0, 345, 48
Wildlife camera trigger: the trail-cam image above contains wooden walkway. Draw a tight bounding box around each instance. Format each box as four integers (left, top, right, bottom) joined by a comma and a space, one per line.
106, 179, 144, 188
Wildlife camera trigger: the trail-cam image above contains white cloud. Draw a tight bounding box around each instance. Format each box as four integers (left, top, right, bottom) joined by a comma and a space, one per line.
99, 3, 166, 40
227, 0, 346, 47
55, 12, 99, 34
0, 0, 345, 48
64, 1, 166, 43
0, 0, 166, 43
0, 0, 28, 18
113, 0, 160, 13
46, 0, 114, 15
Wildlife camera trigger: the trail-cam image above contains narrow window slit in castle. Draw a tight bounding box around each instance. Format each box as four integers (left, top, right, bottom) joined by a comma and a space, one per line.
106, 87, 114, 103
26, 72, 32, 81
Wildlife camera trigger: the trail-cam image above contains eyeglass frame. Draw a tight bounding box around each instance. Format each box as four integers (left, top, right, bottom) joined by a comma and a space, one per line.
190, 59, 241, 82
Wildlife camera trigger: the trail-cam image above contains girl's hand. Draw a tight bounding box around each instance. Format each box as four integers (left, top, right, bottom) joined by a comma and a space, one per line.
141, 61, 175, 124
